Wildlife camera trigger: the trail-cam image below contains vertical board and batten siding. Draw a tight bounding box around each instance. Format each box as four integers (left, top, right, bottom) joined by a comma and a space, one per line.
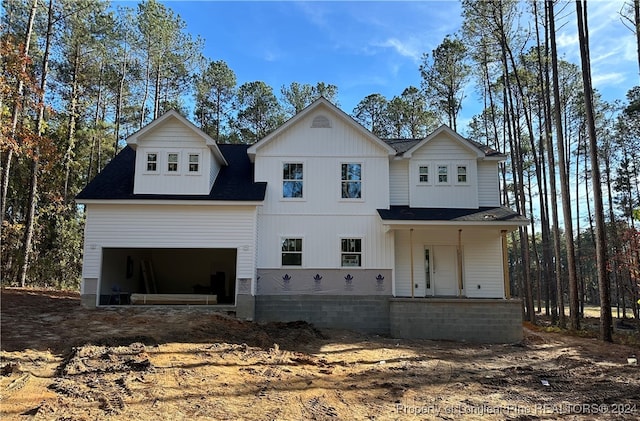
393, 227, 504, 298
253, 107, 394, 277
254, 108, 390, 215
133, 119, 219, 195
82, 204, 257, 280
462, 230, 504, 298
477, 161, 500, 206
389, 160, 409, 205
408, 134, 479, 208
256, 214, 394, 269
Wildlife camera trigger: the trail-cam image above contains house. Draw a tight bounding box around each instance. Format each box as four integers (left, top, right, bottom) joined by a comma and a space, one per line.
77, 98, 528, 343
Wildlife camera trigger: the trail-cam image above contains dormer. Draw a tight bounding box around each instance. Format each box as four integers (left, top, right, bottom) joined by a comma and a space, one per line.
400, 125, 505, 209
126, 110, 228, 195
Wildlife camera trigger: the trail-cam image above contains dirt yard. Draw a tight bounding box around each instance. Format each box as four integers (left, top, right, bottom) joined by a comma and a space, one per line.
1, 288, 639, 420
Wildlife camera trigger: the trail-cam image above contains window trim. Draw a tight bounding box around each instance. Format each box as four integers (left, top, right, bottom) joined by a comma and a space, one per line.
340, 162, 364, 201
281, 236, 303, 267
456, 164, 468, 184
418, 164, 430, 184
144, 152, 159, 174
166, 151, 180, 174
340, 237, 363, 267
436, 163, 450, 185
187, 152, 201, 174
281, 161, 305, 200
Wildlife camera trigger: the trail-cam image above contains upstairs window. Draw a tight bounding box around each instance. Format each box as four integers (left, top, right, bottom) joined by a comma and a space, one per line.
341, 238, 362, 267
457, 165, 467, 183
282, 238, 302, 266
188, 154, 200, 173
341, 163, 362, 199
437, 165, 448, 183
146, 153, 158, 172
167, 153, 179, 172
419, 165, 429, 183
283, 163, 304, 198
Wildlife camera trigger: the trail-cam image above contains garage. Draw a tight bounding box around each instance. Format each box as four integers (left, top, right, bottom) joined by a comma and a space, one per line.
98, 248, 237, 306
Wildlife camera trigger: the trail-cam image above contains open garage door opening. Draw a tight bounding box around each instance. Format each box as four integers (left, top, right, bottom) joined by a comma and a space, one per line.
98, 248, 237, 306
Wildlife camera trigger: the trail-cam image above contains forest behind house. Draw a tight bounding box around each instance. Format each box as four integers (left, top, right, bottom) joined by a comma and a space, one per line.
1, 0, 639, 342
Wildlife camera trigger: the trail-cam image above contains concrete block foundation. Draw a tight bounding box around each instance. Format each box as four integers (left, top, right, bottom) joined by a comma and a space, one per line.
389, 298, 523, 343
255, 295, 390, 334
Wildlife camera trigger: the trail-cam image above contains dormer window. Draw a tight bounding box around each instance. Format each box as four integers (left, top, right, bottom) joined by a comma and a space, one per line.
188, 153, 200, 173
437, 165, 449, 183
457, 165, 467, 183
167, 153, 179, 172
419, 165, 429, 183
146, 153, 158, 172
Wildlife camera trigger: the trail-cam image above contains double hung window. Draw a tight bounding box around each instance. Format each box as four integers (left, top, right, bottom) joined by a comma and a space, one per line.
341, 238, 362, 267
283, 163, 304, 198
282, 238, 302, 266
341, 163, 362, 199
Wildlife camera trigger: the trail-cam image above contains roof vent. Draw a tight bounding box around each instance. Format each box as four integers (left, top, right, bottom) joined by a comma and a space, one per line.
311, 115, 331, 128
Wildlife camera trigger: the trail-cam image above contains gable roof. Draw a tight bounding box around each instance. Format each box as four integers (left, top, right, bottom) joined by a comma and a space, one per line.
246, 97, 397, 161
126, 110, 228, 166
387, 125, 505, 160
76, 144, 266, 202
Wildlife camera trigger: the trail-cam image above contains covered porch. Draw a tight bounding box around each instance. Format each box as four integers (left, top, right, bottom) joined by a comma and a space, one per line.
378, 206, 527, 342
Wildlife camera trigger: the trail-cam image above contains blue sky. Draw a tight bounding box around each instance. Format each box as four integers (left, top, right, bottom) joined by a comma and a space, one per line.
156, 0, 637, 133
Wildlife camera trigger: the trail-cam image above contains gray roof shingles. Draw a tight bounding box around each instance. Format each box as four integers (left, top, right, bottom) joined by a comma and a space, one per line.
377, 206, 528, 223
76, 144, 266, 202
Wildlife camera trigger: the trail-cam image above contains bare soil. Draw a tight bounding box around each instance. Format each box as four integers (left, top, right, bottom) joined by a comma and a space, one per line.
1, 288, 639, 420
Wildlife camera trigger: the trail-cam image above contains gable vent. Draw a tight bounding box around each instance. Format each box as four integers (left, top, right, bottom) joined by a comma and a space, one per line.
311, 115, 331, 128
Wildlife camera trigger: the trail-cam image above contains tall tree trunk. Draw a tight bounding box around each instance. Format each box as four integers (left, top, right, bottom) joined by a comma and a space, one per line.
63, 44, 80, 203
139, 49, 151, 128
19, 0, 53, 287
635, 0, 640, 79
549, 0, 580, 331
545, 0, 565, 327
1, 0, 38, 221
576, 0, 612, 342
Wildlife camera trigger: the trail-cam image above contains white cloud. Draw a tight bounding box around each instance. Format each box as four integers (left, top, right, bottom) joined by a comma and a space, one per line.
591, 71, 626, 87
373, 37, 422, 62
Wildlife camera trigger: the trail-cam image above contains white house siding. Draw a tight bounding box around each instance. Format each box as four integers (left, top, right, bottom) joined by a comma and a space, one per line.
256, 214, 393, 269
477, 161, 500, 206
133, 119, 215, 195
81, 203, 258, 292
392, 227, 504, 299
408, 135, 479, 208
462, 229, 504, 298
253, 109, 391, 215
389, 160, 409, 205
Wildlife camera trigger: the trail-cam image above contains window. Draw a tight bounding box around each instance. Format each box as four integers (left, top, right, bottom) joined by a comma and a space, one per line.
457, 165, 467, 183
437, 165, 448, 183
188, 154, 200, 172
341, 238, 362, 267
283, 163, 303, 198
419, 165, 429, 183
341, 163, 362, 199
167, 153, 179, 172
146, 153, 158, 172
282, 238, 302, 266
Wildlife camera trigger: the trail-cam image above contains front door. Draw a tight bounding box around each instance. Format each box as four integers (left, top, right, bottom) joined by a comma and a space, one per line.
425, 245, 458, 296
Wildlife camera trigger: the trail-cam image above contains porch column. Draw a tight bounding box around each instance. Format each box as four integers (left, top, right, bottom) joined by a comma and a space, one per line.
457, 229, 463, 296
501, 230, 511, 299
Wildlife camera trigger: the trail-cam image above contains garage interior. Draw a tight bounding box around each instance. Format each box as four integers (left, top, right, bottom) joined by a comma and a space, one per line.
99, 248, 237, 305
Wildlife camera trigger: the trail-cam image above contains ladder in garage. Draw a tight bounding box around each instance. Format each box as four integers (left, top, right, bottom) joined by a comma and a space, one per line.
140, 260, 158, 294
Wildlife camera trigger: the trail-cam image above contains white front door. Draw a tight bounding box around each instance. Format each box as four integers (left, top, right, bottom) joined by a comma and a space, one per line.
426, 245, 458, 296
